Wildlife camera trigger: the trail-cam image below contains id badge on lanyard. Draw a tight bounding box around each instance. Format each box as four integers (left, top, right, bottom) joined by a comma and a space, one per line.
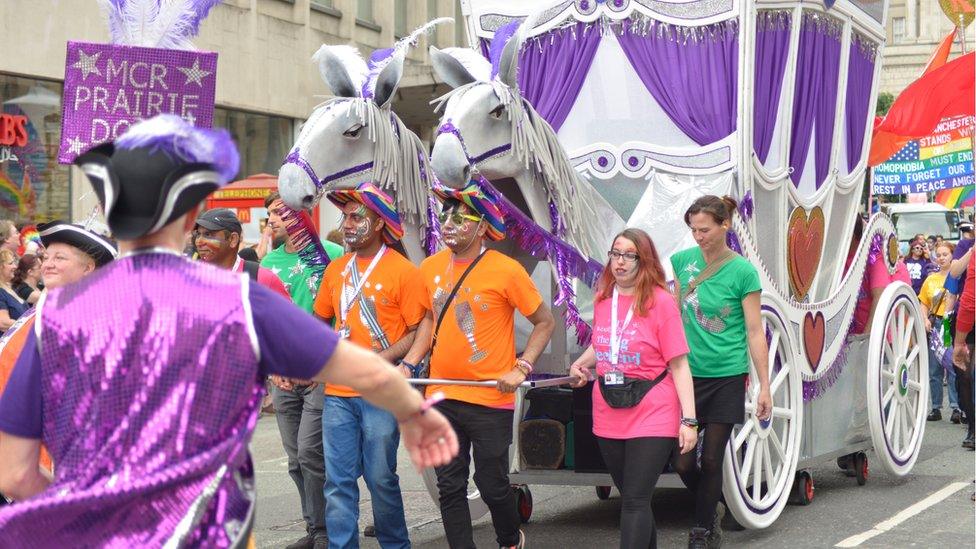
605, 287, 633, 385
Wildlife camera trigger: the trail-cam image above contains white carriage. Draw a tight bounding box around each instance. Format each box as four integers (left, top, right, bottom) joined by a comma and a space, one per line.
277, 0, 929, 531
427, 0, 928, 530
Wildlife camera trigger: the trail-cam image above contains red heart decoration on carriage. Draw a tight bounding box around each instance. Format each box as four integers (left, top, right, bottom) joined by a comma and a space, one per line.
787, 206, 825, 301
803, 311, 826, 371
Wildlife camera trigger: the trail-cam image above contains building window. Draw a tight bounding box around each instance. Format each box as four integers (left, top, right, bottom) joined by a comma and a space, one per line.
0, 74, 70, 224
213, 108, 294, 181
395, 0, 408, 37
311, 0, 333, 8
892, 17, 906, 43
358, 0, 373, 22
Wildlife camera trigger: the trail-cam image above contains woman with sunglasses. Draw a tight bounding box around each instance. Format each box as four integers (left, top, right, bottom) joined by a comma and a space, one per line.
569, 228, 697, 549
669, 195, 772, 549
904, 238, 934, 295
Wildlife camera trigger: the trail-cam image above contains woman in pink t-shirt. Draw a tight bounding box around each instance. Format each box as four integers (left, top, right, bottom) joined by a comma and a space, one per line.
570, 228, 697, 549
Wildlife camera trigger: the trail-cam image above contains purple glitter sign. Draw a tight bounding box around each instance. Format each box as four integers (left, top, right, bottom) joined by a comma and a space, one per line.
58, 41, 216, 164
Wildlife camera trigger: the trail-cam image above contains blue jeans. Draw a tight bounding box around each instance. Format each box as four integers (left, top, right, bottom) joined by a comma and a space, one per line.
322, 396, 409, 549
929, 346, 959, 410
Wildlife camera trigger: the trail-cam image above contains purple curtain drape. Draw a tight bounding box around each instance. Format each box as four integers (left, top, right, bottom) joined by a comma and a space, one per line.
753, 12, 792, 164
845, 35, 876, 172
616, 20, 739, 145
517, 23, 601, 131
789, 15, 842, 188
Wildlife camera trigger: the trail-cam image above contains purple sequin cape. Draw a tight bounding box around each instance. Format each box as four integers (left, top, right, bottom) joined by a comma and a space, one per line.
0, 253, 263, 547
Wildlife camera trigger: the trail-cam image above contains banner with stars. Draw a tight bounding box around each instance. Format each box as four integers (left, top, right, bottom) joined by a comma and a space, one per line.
873, 115, 974, 195
58, 41, 217, 164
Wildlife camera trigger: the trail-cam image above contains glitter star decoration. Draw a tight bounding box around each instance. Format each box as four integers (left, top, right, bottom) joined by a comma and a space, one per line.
65, 135, 87, 156
177, 58, 212, 87
72, 49, 102, 81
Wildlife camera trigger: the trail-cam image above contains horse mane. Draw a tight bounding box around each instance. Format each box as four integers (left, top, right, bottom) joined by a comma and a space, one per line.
298, 97, 430, 230
434, 81, 598, 258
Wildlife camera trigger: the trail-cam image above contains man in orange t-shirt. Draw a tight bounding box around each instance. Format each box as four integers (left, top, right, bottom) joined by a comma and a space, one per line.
312, 182, 425, 547
401, 183, 554, 549
0, 221, 116, 488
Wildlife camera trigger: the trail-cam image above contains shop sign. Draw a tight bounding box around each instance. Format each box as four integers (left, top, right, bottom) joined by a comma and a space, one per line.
58, 41, 217, 164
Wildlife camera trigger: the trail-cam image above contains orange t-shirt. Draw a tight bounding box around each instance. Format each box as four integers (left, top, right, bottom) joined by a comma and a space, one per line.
314, 249, 426, 397
419, 249, 543, 407
0, 314, 52, 470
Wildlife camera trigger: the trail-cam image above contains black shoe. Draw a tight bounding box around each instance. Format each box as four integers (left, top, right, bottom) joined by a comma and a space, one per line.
312, 536, 329, 549
285, 534, 315, 549
363, 524, 376, 537
708, 513, 723, 548
927, 409, 942, 421
688, 527, 710, 549
963, 432, 975, 450
500, 529, 525, 549
951, 409, 963, 424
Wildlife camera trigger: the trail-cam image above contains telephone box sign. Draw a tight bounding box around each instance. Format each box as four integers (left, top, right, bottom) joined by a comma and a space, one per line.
58, 40, 217, 164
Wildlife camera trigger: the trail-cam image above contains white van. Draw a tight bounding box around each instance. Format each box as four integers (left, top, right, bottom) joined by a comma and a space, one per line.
881, 203, 962, 253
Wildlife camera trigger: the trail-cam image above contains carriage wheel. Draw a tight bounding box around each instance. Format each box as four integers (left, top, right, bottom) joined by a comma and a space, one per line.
789, 470, 814, 506
595, 485, 612, 500
515, 485, 533, 523
722, 300, 803, 529
421, 465, 490, 521
867, 283, 928, 477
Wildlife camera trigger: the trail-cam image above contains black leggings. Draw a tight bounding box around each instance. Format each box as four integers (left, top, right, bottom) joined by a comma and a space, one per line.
670, 423, 734, 528
597, 436, 675, 549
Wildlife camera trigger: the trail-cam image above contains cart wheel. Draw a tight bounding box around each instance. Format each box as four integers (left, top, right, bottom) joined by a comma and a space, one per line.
723, 298, 804, 529
836, 454, 852, 472
515, 485, 533, 523
790, 471, 814, 506
854, 452, 868, 486
867, 283, 928, 477
595, 485, 612, 500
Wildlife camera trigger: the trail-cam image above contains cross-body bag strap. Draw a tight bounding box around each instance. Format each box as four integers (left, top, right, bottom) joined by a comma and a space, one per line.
680, 250, 737, 302
432, 250, 488, 348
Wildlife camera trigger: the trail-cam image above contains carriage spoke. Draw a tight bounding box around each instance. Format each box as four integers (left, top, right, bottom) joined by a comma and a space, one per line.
905, 346, 920, 367
901, 316, 915, 360
882, 385, 896, 408
733, 421, 755, 451
882, 369, 895, 380
891, 404, 902, 450
770, 367, 789, 395
771, 406, 794, 420
739, 436, 758, 490
752, 446, 763, 501
768, 428, 786, 462
900, 403, 914, 450
907, 380, 922, 393
885, 400, 899, 435
884, 339, 896, 365
768, 332, 780, 366
763, 443, 775, 500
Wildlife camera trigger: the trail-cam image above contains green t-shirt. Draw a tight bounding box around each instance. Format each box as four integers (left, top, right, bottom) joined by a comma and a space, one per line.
670, 247, 762, 378
261, 240, 344, 313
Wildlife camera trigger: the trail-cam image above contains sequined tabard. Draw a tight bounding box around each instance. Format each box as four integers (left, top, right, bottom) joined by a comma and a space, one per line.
0, 253, 262, 548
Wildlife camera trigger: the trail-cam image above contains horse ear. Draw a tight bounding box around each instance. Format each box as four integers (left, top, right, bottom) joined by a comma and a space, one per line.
313, 45, 363, 98
497, 31, 521, 88
373, 52, 405, 109
430, 46, 478, 89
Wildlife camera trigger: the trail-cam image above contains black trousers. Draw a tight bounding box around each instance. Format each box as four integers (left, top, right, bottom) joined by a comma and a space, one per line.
434, 399, 520, 548
598, 436, 675, 549
955, 341, 975, 435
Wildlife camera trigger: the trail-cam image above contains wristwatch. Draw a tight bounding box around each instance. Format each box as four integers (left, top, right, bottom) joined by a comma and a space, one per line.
680, 417, 700, 429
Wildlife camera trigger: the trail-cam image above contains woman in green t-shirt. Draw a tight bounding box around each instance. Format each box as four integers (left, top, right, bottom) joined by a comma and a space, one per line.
669, 195, 772, 548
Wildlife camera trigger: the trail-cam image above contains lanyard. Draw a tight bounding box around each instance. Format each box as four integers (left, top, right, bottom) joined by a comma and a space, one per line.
339, 244, 386, 325
609, 287, 634, 366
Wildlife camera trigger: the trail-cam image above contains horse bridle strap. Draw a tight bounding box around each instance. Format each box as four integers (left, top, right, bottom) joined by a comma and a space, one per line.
283, 149, 374, 191
437, 119, 511, 165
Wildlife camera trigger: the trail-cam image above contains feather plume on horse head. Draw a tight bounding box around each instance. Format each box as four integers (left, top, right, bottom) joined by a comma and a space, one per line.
95, 0, 222, 50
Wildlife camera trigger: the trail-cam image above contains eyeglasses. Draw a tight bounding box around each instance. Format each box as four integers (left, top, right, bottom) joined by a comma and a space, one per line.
438, 211, 483, 226
912, 245, 924, 251
608, 250, 639, 263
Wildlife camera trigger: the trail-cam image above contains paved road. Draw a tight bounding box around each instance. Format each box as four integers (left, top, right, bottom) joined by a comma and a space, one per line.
252, 406, 974, 548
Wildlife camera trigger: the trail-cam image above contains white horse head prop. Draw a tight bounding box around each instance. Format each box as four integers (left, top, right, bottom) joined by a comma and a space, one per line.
279, 20, 450, 259
429, 18, 620, 260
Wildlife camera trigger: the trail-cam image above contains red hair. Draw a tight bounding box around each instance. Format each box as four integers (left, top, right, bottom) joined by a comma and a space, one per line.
595, 228, 668, 316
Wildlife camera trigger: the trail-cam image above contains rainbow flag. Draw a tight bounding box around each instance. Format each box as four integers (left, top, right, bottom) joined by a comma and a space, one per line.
935, 185, 975, 208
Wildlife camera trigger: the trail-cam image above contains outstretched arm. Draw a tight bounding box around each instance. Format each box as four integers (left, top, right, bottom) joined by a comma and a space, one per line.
743, 292, 771, 420
0, 434, 51, 500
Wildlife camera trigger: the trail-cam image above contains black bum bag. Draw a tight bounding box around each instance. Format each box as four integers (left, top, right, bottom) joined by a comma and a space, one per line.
598, 369, 669, 409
